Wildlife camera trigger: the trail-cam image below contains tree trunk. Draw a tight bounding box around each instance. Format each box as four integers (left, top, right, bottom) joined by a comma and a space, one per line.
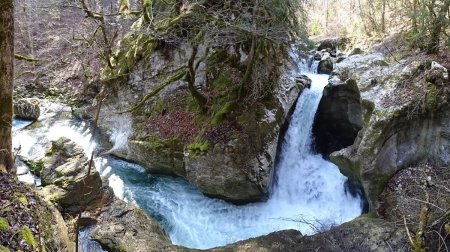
381, 0, 386, 33
0, 0, 14, 173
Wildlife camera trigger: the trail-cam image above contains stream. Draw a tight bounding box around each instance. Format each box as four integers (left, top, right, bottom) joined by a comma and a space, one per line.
12, 60, 363, 250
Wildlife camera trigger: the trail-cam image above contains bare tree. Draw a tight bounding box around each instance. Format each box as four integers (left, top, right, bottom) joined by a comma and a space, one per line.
0, 0, 14, 173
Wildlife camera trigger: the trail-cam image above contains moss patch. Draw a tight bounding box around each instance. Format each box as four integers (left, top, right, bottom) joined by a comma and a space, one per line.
424, 82, 441, 110
27, 160, 45, 177
16, 193, 28, 206
369, 173, 392, 207
0, 218, 9, 232
187, 140, 209, 158
0, 245, 10, 252
19, 225, 37, 248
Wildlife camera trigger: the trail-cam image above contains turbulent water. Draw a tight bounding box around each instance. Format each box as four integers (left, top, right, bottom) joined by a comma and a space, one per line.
12, 61, 363, 250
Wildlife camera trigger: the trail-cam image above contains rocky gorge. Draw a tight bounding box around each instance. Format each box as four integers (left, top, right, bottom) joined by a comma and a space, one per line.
2, 0, 450, 251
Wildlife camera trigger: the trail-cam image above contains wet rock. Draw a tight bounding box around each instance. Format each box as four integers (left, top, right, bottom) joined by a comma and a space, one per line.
295, 75, 312, 89
14, 98, 40, 121
37, 137, 112, 212
91, 199, 180, 252
314, 52, 322, 60
336, 56, 346, 63
317, 57, 333, 74
313, 78, 363, 157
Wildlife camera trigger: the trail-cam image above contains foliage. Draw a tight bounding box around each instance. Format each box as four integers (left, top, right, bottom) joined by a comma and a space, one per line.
407, 0, 450, 53
19, 225, 37, 248
306, 0, 449, 53
187, 140, 209, 157
26, 159, 45, 177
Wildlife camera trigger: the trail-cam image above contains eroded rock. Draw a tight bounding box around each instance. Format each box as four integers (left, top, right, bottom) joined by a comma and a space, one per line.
36, 137, 112, 212
313, 53, 450, 211
313, 78, 363, 157
317, 56, 333, 74
14, 98, 40, 121
91, 199, 181, 252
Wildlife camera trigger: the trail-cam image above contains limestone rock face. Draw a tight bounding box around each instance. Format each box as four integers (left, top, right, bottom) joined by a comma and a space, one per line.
313, 53, 450, 211
95, 36, 310, 202
184, 74, 310, 202
91, 199, 181, 252
37, 137, 112, 212
14, 98, 40, 121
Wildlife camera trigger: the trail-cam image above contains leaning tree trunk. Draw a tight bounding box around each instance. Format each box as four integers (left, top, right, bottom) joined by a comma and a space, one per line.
0, 0, 14, 173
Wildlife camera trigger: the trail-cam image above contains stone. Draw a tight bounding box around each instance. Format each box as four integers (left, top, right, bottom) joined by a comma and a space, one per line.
314, 52, 322, 61
424, 61, 448, 86
183, 66, 306, 202
295, 75, 312, 89
312, 78, 363, 157
14, 98, 40, 121
349, 47, 364, 56
317, 57, 333, 74
0, 173, 75, 251
91, 199, 180, 252
317, 37, 349, 52
37, 137, 112, 212
336, 56, 346, 63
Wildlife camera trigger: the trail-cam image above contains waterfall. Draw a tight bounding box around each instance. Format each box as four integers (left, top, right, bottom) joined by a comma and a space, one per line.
12, 58, 363, 250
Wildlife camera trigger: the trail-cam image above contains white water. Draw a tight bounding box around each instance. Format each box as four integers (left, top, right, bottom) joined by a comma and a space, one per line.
12, 61, 363, 250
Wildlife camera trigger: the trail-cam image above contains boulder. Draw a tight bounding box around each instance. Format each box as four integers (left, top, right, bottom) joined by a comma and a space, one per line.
317, 37, 349, 52
37, 137, 112, 212
91, 199, 181, 252
14, 98, 40, 120
349, 47, 364, 56
424, 61, 448, 86
312, 78, 363, 157
313, 52, 322, 60
295, 75, 312, 89
317, 57, 333, 74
